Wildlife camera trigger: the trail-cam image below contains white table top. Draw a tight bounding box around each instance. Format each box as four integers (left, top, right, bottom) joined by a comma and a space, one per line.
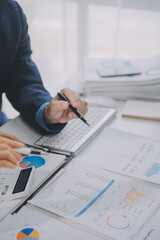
110, 100, 160, 141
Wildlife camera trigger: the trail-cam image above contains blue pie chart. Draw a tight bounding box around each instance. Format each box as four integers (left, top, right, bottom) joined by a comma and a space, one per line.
19, 156, 45, 169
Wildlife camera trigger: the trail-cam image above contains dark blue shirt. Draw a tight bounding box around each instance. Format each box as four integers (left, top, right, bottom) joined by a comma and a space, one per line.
0, 0, 66, 133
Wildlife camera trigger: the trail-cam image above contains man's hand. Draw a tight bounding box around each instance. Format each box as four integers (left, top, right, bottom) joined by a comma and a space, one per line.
44, 88, 88, 124
0, 132, 25, 169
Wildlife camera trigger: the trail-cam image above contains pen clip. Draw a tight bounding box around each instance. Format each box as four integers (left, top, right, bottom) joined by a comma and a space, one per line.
57, 92, 70, 103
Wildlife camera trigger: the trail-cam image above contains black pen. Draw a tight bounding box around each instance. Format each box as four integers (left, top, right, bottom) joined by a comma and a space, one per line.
57, 92, 90, 126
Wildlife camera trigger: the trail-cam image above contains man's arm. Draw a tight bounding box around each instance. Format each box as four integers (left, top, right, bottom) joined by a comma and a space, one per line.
5, 1, 56, 130
5, 1, 87, 132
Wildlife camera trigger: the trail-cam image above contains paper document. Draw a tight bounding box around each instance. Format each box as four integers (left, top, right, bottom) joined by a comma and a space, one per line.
0, 206, 104, 240
97, 65, 141, 77
0, 199, 21, 222
75, 128, 160, 184
83, 55, 160, 100
0, 153, 65, 222
12, 152, 65, 193
83, 55, 160, 85
122, 100, 160, 120
30, 162, 160, 240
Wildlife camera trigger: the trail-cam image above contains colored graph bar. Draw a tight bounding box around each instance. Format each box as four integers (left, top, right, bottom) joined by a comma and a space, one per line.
75, 179, 115, 218
145, 162, 160, 177
124, 187, 151, 204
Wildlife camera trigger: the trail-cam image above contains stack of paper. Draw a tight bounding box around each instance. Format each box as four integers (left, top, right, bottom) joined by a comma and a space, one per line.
83, 55, 160, 100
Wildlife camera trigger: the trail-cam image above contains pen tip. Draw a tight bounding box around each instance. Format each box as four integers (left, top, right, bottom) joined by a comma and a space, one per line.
86, 122, 90, 126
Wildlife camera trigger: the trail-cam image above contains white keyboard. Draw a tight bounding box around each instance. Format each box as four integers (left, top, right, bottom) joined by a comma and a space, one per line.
35, 106, 116, 155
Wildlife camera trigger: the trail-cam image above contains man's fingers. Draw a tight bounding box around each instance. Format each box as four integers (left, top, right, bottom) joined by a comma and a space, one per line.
0, 145, 23, 162
61, 88, 78, 108
0, 137, 25, 149
0, 131, 23, 143
69, 112, 78, 119
12, 149, 23, 162
0, 151, 18, 166
80, 108, 88, 116
0, 160, 16, 169
0, 144, 22, 166
51, 100, 69, 112
44, 100, 70, 124
45, 88, 88, 124
47, 99, 69, 113
9, 140, 25, 149
61, 88, 88, 114
68, 108, 88, 120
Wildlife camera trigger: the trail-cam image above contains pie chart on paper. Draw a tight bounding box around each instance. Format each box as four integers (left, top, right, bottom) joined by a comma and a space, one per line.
19, 156, 45, 169
17, 228, 40, 240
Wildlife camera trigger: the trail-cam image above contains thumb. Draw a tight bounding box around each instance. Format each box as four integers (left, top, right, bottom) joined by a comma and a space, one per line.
51, 100, 69, 113
44, 100, 69, 124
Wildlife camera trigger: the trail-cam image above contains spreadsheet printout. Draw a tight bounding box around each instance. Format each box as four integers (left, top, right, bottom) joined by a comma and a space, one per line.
75, 127, 160, 184
30, 162, 160, 240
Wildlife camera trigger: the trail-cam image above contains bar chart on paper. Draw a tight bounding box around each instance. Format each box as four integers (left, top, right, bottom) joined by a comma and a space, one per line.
123, 187, 151, 204
30, 163, 160, 240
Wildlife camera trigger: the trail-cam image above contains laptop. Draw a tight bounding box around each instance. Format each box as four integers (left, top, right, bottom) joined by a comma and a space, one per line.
1, 106, 116, 157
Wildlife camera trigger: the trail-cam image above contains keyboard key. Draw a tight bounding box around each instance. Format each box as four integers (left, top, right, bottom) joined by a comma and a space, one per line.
35, 106, 114, 153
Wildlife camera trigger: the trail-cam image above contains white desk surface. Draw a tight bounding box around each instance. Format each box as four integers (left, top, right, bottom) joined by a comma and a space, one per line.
1, 99, 160, 240
110, 101, 160, 141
